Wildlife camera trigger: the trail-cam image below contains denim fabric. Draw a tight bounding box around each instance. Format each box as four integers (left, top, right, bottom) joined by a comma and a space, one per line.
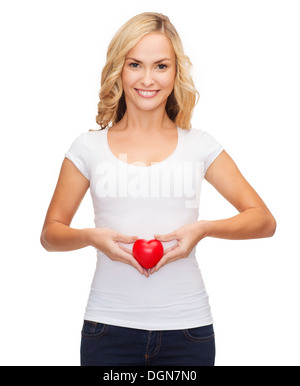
80, 320, 215, 366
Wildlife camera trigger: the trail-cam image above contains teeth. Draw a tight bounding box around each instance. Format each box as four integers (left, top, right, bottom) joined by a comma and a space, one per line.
137, 90, 158, 97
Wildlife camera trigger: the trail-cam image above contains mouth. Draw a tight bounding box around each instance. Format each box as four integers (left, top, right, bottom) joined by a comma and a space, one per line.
134, 89, 160, 98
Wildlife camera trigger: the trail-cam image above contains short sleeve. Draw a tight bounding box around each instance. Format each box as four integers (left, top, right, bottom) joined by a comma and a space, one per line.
65, 133, 90, 180
200, 130, 224, 174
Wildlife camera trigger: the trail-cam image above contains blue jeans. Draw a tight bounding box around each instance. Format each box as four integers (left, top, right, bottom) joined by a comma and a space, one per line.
80, 320, 215, 366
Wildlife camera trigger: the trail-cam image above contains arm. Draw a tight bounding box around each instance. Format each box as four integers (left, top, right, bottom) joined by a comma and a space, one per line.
40, 158, 147, 275
40, 157, 92, 252
152, 151, 276, 272
203, 150, 276, 240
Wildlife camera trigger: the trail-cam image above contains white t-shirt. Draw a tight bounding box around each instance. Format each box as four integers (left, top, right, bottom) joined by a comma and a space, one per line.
65, 126, 223, 330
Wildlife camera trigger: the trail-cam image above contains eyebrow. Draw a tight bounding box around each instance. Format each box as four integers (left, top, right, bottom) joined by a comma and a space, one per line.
126, 57, 172, 64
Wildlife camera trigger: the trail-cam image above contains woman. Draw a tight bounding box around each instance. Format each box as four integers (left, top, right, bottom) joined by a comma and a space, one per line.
40, 12, 276, 366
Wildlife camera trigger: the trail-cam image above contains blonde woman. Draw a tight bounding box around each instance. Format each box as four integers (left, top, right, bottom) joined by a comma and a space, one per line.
41, 12, 276, 366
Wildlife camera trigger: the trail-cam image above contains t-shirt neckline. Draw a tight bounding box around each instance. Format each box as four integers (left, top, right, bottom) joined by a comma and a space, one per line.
105, 126, 182, 169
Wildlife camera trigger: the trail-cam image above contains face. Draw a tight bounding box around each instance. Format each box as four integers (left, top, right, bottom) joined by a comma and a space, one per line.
121, 33, 176, 113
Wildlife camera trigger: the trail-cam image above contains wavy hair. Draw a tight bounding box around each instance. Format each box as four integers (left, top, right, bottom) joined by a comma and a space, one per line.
95, 12, 199, 131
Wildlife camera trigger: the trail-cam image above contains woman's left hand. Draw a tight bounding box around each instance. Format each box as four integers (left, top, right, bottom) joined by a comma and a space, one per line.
150, 221, 208, 274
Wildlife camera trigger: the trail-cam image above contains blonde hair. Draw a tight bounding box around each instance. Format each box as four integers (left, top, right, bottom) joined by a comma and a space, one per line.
95, 12, 199, 131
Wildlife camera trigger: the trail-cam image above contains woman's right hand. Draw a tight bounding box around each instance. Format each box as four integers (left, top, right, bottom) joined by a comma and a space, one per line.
86, 227, 149, 277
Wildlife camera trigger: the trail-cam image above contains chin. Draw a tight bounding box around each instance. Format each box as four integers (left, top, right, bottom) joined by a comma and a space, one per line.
134, 96, 168, 110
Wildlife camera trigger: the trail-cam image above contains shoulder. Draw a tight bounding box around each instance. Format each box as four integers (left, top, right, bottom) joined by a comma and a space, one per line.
84, 128, 107, 141
180, 127, 211, 136
180, 127, 221, 146
76, 128, 107, 149
66, 128, 107, 156
179, 127, 223, 172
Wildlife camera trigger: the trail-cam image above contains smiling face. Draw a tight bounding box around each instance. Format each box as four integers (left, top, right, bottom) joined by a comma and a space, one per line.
121, 33, 177, 113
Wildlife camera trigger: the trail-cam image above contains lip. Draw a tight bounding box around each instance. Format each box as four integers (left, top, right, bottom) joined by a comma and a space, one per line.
134, 88, 160, 98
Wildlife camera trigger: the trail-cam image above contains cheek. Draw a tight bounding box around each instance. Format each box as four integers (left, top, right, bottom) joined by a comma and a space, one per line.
122, 69, 139, 88
158, 73, 176, 90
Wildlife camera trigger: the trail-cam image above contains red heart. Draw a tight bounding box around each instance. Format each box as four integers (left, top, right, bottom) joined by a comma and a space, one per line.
132, 239, 164, 269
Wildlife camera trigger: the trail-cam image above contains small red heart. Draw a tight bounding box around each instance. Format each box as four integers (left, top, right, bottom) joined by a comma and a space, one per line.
132, 239, 164, 269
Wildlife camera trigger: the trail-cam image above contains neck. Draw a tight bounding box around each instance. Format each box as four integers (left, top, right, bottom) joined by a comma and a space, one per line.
120, 103, 175, 133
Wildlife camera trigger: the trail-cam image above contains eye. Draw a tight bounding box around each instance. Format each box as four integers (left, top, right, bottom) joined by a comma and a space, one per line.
129, 62, 140, 68
157, 64, 168, 70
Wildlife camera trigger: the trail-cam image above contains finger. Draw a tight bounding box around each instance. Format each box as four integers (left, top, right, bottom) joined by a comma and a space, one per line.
118, 246, 149, 278
112, 248, 145, 275
149, 266, 156, 275
117, 240, 151, 277
143, 268, 150, 278
155, 249, 183, 271
154, 233, 177, 242
116, 233, 139, 244
126, 255, 145, 275
118, 243, 134, 256
163, 242, 179, 255
149, 245, 180, 274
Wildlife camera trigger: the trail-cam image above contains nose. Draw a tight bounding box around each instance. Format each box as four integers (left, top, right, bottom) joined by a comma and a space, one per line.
141, 69, 155, 88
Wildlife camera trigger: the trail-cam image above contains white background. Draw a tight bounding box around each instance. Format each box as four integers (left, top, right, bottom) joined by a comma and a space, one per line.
0, 0, 299, 366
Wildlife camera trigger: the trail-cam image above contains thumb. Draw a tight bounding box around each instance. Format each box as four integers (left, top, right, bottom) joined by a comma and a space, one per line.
117, 233, 139, 244
154, 233, 176, 242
